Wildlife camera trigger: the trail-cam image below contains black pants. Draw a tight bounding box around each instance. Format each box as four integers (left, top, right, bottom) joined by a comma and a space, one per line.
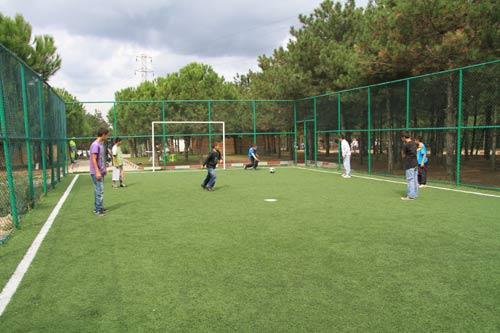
245, 157, 259, 169
418, 164, 428, 185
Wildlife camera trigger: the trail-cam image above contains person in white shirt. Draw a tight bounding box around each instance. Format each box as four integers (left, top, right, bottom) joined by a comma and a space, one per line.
112, 137, 126, 188
340, 135, 351, 178
350, 138, 359, 154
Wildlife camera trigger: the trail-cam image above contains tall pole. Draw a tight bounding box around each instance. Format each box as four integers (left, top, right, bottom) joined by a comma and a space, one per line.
456, 69, 463, 186
304, 122, 307, 166
406, 79, 410, 129
313, 97, 318, 166
208, 101, 212, 148
20, 64, 35, 204
293, 102, 298, 164
337, 93, 341, 170
161, 101, 167, 167
113, 102, 117, 137
38, 80, 47, 194
0, 70, 19, 227
252, 100, 257, 145
367, 87, 372, 175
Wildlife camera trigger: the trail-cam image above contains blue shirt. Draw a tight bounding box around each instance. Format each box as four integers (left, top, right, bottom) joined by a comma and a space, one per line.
417, 143, 428, 165
248, 147, 255, 158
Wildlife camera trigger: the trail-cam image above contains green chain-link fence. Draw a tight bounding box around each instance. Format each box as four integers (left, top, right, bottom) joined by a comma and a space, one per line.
0, 43, 67, 237
70, 100, 296, 169
70, 60, 498, 190
298, 59, 499, 189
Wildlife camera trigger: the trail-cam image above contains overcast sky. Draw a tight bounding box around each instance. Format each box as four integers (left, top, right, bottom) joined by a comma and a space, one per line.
1, 0, 368, 102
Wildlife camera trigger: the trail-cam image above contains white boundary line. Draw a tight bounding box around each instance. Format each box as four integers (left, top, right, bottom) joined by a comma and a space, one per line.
0, 175, 80, 317
295, 167, 500, 198
116, 165, 296, 175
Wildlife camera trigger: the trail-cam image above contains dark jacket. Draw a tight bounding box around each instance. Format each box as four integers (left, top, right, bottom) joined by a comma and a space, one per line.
203, 150, 221, 168
403, 141, 418, 170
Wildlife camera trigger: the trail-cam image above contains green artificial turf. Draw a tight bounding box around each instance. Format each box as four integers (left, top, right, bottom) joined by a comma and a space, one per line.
0, 168, 499, 332
0, 175, 74, 289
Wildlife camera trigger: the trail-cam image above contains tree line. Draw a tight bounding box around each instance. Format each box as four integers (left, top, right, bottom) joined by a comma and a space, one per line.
2, 0, 498, 176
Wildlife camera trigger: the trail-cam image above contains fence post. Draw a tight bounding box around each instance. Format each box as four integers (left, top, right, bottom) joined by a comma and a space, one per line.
252, 100, 257, 145
337, 93, 341, 170
304, 122, 307, 166
20, 64, 35, 204
406, 79, 410, 129
56, 133, 61, 183
62, 100, 68, 176
0, 73, 19, 228
367, 87, 372, 175
208, 101, 212, 148
293, 101, 297, 164
38, 80, 47, 194
50, 139, 55, 188
456, 69, 463, 186
161, 101, 167, 166
113, 102, 117, 137
313, 97, 318, 166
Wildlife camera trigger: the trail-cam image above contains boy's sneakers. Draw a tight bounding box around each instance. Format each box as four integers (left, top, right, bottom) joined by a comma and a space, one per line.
206, 187, 214, 191
120, 183, 127, 188
342, 174, 351, 178
94, 210, 106, 216
401, 196, 415, 201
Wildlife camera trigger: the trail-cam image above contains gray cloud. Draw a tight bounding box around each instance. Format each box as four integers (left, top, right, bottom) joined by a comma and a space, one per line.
1, 0, 319, 57
0, 0, 368, 101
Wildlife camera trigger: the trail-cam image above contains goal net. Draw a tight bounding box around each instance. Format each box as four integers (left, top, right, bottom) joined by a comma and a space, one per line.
151, 121, 226, 171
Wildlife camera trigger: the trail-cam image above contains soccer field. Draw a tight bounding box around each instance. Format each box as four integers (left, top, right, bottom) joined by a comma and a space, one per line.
0, 167, 499, 332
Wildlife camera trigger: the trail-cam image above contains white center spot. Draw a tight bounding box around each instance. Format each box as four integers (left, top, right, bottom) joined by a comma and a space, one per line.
264, 199, 278, 202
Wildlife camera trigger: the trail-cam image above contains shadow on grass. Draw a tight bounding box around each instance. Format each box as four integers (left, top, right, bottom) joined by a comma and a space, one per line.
105, 201, 133, 211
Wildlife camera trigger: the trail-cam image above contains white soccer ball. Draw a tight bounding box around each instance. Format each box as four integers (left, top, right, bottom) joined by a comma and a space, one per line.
269, 167, 276, 173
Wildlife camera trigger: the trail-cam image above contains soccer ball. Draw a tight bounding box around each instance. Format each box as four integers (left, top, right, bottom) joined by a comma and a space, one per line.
269, 167, 276, 173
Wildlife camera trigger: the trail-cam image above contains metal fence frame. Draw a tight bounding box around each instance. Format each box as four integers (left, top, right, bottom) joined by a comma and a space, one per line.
0, 43, 67, 229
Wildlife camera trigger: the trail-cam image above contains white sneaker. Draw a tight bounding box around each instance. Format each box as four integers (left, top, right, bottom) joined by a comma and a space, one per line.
419, 184, 426, 188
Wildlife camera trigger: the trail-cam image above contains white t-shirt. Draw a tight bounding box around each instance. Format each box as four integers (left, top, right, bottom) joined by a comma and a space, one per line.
112, 144, 123, 166
341, 139, 351, 157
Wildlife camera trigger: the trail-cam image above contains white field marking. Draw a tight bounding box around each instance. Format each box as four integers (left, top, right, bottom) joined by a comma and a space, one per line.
123, 166, 295, 175
264, 199, 278, 202
0, 175, 80, 317
295, 167, 500, 199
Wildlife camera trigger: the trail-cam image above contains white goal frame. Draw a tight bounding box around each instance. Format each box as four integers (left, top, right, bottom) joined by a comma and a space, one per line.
151, 121, 226, 171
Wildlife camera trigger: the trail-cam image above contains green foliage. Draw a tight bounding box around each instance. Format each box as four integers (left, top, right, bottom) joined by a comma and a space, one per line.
113, 63, 241, 138
0, 13, 61, 80
360, 0, 499, 80
55, 88, 107, 138
244, 0, 499, 98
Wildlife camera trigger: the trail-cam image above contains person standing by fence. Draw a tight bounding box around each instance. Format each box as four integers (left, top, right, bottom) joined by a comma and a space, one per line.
69, 138, 77, 172
341, 135, 352, 178
415, 136, 429, 188
112, 137, 126, 189
90, 128, 109, 216
401, 132, 419, 200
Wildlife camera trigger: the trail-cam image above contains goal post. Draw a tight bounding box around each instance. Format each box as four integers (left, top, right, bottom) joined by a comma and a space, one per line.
151, 121, 226, 171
